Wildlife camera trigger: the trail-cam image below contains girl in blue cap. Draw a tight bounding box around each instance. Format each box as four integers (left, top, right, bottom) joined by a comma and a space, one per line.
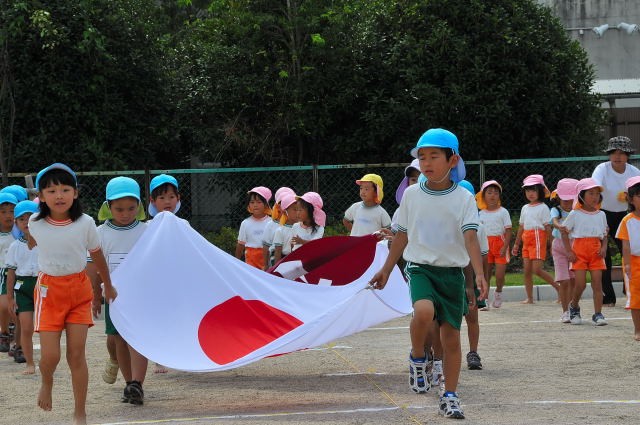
0, 191, 18, 354
29, 163, 116, 424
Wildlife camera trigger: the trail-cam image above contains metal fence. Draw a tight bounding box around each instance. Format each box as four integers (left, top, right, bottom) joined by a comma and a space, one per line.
7, 156, 636, 234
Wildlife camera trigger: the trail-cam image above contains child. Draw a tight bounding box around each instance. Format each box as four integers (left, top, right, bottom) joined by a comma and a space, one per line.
550, 178, 579, 323
343, 174, 391, 236
616, 176, 640, 340
561, 178, 608, 326
512, 175, 559, 304
369, 128, 487, 419
476, 180, 511, 308
5, 200, 40, 373
272, 193, 299, 262
292, 192, 325, 250
148, 174, 181, 217
235, 186, 272, 269
0, 191, 18, 353
90, 177, 149, 405
262, 187, 294, 269
29, 163, 117, 425
392, 159, 421, 233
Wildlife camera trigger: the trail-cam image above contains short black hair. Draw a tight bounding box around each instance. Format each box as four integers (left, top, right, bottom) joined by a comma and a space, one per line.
297, 198, 319, 234
628, 184, 640, 211
577, 189, 603, 207
151, 183, 179, 199
247, 192, 268, 207
35, 169, 83, 221
523, 184, 546, 202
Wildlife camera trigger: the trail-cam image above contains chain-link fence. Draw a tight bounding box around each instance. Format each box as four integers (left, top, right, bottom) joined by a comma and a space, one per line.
7, 155, 635, 235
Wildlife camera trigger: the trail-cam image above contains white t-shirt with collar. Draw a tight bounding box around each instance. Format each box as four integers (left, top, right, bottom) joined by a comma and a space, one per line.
344, 202, 391, 236
5, 238, 39, 277
592, 161, 640, 212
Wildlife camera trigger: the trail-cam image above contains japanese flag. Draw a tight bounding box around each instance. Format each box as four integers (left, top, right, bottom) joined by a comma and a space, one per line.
110, 212, 411, 372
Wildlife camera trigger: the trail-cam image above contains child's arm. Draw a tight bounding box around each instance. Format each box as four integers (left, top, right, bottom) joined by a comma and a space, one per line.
544, 223, 552, 249
512, 226, 523, 256
274, 246, 283, 263
262, 245, 271, 271
599, 231, 608, 258
234, 242, 244, 260
622, 239, 631, 279
86, 262, 104, 318
369, 231, 408, 290
89, 248, 117, 303
464, 230, 488, 300
560, 230, 576, 263
463, 263, 477, 310
6, 269, 17, 320
500, 227, 512, 257
342, 218, 353, 233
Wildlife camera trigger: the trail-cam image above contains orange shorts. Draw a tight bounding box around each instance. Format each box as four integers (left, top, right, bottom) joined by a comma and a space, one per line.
522, 229, 547, 260
245, 247, 265, 270
570, 238, 606, 271
487, 235, 510, 265
625, 256, 640, 310
34, 271, 94, 332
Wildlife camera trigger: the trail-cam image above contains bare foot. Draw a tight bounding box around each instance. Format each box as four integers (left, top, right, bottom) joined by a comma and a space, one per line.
22, 364, 36, 375
554, 298, 561, 304
73, 412, 87, 425
38, 383, 53, 411
520, 299, 534, 304
634, 333, 640, 341
154, 363, 168, 374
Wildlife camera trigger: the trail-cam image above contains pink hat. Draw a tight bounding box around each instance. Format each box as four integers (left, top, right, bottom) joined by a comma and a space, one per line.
280, 193, 297, 210
522, 174, 550, 197
274, 187, 295, 204
395, 159, 420, 205
625, 176, 640, 192
480, 180, 502, 192
551, 178, 579, 201
575, 177, 603, 194
248, 186, 272, 203
297, 192, 326, 227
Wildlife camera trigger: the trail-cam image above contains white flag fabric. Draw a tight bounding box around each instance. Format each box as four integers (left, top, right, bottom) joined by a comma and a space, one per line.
110, 212, 411, 372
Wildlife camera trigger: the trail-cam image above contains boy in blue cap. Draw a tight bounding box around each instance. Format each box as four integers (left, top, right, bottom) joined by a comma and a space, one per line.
0, 192, 18, 352
370, 128, 487, 419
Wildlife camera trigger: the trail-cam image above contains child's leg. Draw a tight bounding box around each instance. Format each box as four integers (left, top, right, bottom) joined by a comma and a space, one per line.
107, 334, 117, 363
465, 309, 479, 353
129, 345, 149, 384
532, 259, 559, 290
431, 321, 442, 359
439, 322, 461, 393
115, 335, 132, 382
590, 270, 604, 313
572, 270, 587, 308
13, 315, 21, 348
522, 258, 534, 303
632, 309, 640, 341
495, 263, 506, 293
18, 311, 35, 374
411, 299, 435, 358
0, 293, 9, 344
65, 323, 89, 425
483, 263, 492, 291
38, 330, 63, 411
558, 279, 570, 313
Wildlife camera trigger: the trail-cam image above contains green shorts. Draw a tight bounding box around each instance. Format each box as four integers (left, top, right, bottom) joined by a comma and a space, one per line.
104, 303, 119, 336
405, 262, 465, 330
14, 275, 37, 313
0, 268, 7, 295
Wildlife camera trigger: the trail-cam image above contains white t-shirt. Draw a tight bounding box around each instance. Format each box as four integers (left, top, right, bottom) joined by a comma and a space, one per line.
518, 203, 551, 230
478, 223, 489, 256
291, 222, 324, 251
344, 202, 391, 236
5, 238, 39, 277
273, 224, 296, 256
562, 209, 608, 239
592, 161, 640, 212
237, 215, 270, 249
94, 220, 147, 273
0, 232, 15, 267
261, 219, 280, 248
28, 213, 100, 276
478, 207, 511, 237
396, 181, 479, 268
550, 207, 571, 239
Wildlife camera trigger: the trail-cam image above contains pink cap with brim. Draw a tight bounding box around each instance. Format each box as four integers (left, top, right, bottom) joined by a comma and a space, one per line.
481, 180, 502, 192
522, 174, 550, 197
625, 176, 640, 191
575, 177, 603, 194
297, 192, 326, 227
248, 186, 272, 203
552, 178, 579, 201
275, 187, 295, 204
395, 159, 420, 205
280, 193, 297, 210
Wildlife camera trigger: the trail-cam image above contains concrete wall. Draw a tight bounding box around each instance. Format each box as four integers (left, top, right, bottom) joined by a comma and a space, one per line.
538, 0, 640, 79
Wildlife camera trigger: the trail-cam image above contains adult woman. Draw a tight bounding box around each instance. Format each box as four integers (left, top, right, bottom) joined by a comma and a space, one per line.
592, 136, 640, 306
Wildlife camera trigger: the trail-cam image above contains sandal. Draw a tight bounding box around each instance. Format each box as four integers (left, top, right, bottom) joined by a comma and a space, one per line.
102, 358, 119, 384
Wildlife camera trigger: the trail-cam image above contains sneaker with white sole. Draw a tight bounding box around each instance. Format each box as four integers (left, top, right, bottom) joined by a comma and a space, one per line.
569, 304, 582, 325
439, 392, 465, 419
432, 358, 443, 386
466, 351, 483, 370
592, 312, 608, 326
492, 291, 503, 308
408, 352, 430, 393
560, 311, 571, 323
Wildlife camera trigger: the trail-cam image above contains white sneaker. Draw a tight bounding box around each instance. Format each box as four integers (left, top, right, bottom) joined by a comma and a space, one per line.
592, 313, 608, 326
439, 392, 465, 419
492, 291, 503, 308
560, 311, 571, 323
408, 352, 430, 393
431, 359, 443, 386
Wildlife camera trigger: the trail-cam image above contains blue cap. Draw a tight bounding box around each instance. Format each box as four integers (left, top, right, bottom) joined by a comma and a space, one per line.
0, 185, 28, 202
35, 163, 77, 191
14, 200, 39, 218
106, 177, 141, 201
458, 180, 475, 195
0, 193, 18, 206
150, 174, 178, 193
410, 128, 459, 158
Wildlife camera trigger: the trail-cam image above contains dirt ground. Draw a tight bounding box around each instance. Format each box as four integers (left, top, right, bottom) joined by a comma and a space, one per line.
0, 300, 638, 425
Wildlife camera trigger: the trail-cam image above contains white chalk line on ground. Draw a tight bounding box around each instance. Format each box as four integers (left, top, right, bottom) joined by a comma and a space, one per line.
93, 400, 640, 425
367, 316, 631, 330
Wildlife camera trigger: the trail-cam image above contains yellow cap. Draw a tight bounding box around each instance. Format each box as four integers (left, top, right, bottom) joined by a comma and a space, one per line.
356, 174, 384, 204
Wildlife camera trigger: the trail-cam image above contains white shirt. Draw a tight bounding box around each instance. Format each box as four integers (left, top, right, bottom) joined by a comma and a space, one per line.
478, 223, 489, 256
478, 207, 511, 237
273, 224, 296, 256
28, 213, 100, 276
291, 222, 324, 251
0, 232, 14, 267
5, 238, 39, 277
344, 202, 391, 236
261, 219, 280, 248
592, 161, 640, 212
518, 203, 551, 230
396, 181, 479, 268
563, 209, 608, 239
95, 220, 147, 273
237, 215, 270, 249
